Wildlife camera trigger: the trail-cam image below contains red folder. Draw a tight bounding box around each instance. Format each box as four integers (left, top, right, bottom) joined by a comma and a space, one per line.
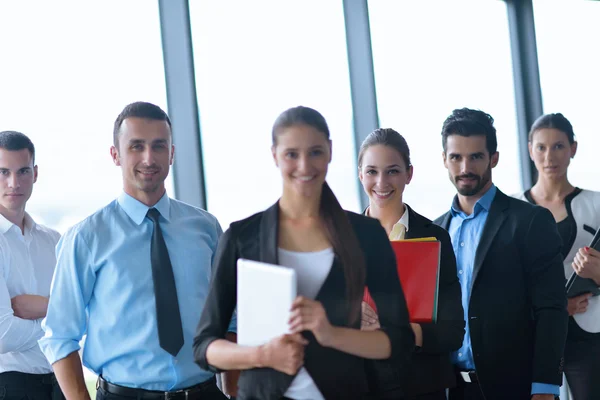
364, 240, 441, 323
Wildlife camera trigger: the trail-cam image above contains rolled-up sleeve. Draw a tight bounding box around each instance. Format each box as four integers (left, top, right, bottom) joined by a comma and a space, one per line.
365, 221, 414, 361
193, 226, 238, 372
39, 228, 96, 364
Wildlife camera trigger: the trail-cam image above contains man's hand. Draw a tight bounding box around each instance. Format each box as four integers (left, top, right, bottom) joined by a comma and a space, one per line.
531, 394, 555, 400
11, 295, 49, 320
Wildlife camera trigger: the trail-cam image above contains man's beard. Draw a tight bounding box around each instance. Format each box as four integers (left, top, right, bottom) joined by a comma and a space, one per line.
452, 164, 492, 196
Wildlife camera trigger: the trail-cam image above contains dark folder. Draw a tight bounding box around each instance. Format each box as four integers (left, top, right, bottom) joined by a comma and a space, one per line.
364, 239, 441, 323
566, 228, 600, 298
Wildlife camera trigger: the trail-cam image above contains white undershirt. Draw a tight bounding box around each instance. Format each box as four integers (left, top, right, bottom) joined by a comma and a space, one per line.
0, 213, 60, 374
278, 247, 334, 400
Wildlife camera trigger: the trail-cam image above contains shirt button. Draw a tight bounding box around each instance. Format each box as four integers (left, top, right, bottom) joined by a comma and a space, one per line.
460, 242, 465, 247
458, 352, 463, 357
459, 270, 463, 274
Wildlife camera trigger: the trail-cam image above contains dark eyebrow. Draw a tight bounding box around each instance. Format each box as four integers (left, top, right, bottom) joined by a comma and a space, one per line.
364, 164, 401, 169
128, 139, 145, 145
152, 139, 169, 145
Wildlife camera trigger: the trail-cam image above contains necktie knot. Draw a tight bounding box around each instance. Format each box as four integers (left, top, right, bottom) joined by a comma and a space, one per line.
147, 208, 160, 223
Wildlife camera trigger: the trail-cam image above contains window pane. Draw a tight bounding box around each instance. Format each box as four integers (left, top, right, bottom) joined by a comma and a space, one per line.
368, 0, 521, 219
535, 0, 600, 191
0, 1, 170, 233
190, 0, 359, 228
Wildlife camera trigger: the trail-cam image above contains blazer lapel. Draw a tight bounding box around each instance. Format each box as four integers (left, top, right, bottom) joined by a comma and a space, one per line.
439, 211, 452, 231
404, 204, 430, 239
471, 190, 509, 291
259, 201, 280, 265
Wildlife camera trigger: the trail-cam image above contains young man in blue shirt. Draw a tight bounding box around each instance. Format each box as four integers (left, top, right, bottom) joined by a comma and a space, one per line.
40, 102, 234, 400
435, 108, 567, 400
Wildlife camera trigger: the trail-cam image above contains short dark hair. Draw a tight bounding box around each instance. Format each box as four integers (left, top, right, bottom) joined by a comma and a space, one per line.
358, 128, 411, 169
113, 102, 172, 146
441, 108, 497, 155
0, 130, 35, 164
529, 113, 575, 144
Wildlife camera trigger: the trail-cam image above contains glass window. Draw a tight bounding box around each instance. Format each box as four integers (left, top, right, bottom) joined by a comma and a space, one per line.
189, 0, 359, 228
368, 0, 521, 219
0, 1, 170, 234
534, 0, 600, 191
0, 4, 167, 395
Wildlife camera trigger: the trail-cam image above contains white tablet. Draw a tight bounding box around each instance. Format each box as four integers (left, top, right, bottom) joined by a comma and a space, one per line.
236, 258, 297, 346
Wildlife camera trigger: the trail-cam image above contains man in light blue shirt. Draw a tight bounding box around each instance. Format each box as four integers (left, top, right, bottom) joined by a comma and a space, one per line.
434, 108, 567, 400
39, 102, 234, 400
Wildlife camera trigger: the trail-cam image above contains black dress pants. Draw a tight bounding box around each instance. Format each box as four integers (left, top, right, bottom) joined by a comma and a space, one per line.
0, 371, 64, 400
564, 338, 600, 400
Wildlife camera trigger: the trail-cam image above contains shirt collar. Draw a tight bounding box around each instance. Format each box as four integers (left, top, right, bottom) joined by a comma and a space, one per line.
0, 212, 35, 235
117, 191, 171, 225
450, 184, 497, 217
365, 206, 409, 231
395, 206, 410, 232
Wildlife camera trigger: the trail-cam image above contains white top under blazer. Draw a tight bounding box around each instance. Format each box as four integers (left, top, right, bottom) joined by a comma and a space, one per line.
513, 189, 600, 333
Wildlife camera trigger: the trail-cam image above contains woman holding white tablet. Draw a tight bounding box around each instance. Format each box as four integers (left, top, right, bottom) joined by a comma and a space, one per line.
193, 106, 414, 400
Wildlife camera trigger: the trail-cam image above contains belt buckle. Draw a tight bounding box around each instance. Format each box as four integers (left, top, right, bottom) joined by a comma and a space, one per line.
163, 389, 189, 400
460, 371, 472, 383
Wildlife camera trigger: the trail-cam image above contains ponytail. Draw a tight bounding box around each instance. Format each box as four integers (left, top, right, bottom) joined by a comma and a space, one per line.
320, 182, 366, 325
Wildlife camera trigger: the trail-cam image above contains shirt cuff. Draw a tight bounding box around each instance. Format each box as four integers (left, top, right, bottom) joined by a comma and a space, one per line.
38, 337, 81, 365
531, 382, 559, 396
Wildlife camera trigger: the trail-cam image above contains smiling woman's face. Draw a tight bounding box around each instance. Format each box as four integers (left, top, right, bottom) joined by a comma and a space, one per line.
359, 144, 412, 210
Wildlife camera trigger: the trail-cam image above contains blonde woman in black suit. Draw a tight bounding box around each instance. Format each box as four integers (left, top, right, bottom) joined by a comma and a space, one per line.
358, 128, 464, 400
514, 113, 600, 400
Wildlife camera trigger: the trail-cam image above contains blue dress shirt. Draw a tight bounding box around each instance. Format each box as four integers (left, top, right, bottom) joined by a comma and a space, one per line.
448, 185, 558, 396
40, 192, 236, 390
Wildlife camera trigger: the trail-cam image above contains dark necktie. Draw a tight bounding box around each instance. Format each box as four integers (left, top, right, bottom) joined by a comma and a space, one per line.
147, 208, 184, 357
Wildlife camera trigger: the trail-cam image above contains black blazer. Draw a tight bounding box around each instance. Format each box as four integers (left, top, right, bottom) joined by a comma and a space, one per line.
434, 189, 568, 400
193, 202, 414, 400
365, 205, 464, 398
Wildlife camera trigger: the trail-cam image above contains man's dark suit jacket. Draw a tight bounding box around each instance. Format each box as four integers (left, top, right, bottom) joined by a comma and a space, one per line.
434, 189, 568, 400
365, 204, 464, 398
193, 202, 415, 400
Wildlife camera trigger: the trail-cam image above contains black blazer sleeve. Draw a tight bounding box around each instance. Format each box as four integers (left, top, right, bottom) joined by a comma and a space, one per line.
361, 216, 415, 362
193, 225, 238, 373
418, 226, 465, 354
521, 206, 568, 385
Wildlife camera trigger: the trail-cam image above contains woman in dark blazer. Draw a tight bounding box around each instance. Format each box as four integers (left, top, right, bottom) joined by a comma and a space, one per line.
513, 113, 600, 400
193, 107, 414, 400
357, 128, 465, 400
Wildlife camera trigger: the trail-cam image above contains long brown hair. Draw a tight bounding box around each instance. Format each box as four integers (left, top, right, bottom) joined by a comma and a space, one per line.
272, 106, 366, 325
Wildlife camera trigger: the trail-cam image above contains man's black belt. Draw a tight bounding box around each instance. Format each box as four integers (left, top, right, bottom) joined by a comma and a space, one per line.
97, 376, 216, 399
